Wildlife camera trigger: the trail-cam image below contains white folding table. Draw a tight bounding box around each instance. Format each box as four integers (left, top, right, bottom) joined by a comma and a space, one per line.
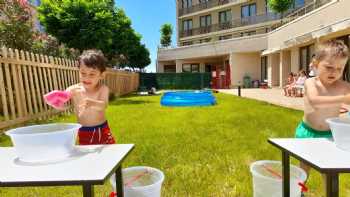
0, 144, 134, 197
269, 138, 350, 197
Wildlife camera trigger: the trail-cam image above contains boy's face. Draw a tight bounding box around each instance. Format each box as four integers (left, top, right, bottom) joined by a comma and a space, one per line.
315, 56, 348, 85
79, 63, 104, 90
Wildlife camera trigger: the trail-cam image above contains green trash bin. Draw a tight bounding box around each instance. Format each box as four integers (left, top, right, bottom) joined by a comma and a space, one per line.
243, 75, 251, 88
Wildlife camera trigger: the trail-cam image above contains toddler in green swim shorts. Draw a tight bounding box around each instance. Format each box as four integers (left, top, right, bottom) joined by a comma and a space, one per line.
295, 40, 350, 195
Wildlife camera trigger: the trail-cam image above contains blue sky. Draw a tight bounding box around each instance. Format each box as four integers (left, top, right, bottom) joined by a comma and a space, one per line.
115, 0, 177, 72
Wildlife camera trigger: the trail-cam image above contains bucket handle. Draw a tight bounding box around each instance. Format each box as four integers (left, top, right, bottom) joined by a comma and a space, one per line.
262, 164, 308, 192
124, 169, 153, 187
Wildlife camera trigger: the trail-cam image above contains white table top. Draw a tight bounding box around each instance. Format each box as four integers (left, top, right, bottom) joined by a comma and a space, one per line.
0, 144, 134, 186
269, 138, 350, 173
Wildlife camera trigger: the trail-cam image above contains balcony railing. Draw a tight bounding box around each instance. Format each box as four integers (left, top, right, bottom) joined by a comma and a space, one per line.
180, 0, 333, 38
279, 0, 332, 26
180, 12, 280, 38
178, 0, 242, 17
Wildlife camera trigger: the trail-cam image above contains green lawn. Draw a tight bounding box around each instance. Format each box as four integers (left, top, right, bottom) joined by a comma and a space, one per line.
1, 93, 350, 196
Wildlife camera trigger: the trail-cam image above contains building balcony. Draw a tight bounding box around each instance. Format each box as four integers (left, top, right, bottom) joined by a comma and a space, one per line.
178, 0, 244, 17
281, 0, 333, 25
180, 12, 280, 38
180, 0, 333, 39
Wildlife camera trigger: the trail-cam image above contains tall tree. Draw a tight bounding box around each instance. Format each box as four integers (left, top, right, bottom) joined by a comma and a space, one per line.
104, 7, 151, 70
38, 0, 115, 51
0, 0, 34, 50
267, 0, 293, 22
38, 1, 151, 69
160, 23, 172, 47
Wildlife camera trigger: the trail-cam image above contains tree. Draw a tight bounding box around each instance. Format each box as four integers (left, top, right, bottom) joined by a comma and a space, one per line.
128, 44, 151, 70
267, 0, 293, 22
101, 7, 151, 70
160, 23, 172, 47
38, 1, 151, 69
38, 0, 115, 51
0, 0, 34, 50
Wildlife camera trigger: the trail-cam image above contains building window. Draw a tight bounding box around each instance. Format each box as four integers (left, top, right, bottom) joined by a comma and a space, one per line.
182, 0, 192, 8
219, 35, 232, 40
219, 10, 232, 24
299, 45, 312, 73
337, 36, 350, 81
182, 19, 193, 37
183, 19, 193, 31
200, 15, 211, 27
261, 56, 268, 81
182, 64, 200, 72
192, 64, 199, 72
293, 0, 304, 9
164, 65, 176, 73
205, 64, 212, 72
241, 3, 256, 18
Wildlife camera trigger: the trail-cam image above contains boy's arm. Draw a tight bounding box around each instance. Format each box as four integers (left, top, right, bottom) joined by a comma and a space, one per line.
305, 79, 350, 108
81, 86, 109, 111
66, 84, 82, 95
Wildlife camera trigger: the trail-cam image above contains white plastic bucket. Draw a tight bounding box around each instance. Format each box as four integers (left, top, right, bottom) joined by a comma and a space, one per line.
5, 123, 81, 162
326, 117, 350, 151
250, 160, 307, 197
110, 166, 164, 197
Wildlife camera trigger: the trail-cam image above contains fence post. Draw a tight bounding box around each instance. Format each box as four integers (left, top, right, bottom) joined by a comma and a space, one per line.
0, 47, 9, 121
4, 48, 16, 120
49, 56, 58, 90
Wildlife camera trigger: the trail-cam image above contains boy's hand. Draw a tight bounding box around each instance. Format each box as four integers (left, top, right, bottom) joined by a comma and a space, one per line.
78, 98, 94, 117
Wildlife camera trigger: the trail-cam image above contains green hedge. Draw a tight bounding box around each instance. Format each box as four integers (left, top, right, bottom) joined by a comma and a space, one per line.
139, 73, 211, 90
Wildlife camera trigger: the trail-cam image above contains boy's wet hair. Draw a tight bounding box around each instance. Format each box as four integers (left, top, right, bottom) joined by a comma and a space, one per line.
78, 49, 107, 72
315, 40, 349, 62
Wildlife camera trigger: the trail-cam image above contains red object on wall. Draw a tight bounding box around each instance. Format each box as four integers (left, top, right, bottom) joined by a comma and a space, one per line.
210, 65, 218, 89
210, 64, 231, 89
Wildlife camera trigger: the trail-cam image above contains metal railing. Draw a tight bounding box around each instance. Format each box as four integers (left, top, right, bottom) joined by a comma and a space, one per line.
178, 0, 243, 16
271, 0, 332, 30
180, 12, 280, 38
180, 0, 333, 38
175, 26, 271, 47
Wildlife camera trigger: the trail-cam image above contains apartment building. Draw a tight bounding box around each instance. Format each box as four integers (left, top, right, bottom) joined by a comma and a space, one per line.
157, 0, 350, 89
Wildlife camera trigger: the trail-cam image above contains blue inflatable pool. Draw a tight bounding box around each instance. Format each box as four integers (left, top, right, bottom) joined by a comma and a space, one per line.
161, 91, 216, 106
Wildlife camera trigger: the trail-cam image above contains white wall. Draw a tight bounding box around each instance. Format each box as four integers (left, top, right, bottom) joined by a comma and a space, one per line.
268, 53, 280, 87
280, 51, 291, 87
230, 52, 261, 86
290, 47, 299, 73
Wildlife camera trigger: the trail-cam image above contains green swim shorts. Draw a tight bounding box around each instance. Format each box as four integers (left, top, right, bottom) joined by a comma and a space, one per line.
295, 121, 332, 138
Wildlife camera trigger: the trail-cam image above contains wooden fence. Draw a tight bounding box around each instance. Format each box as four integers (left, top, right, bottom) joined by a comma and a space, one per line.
0, 47, 139, 130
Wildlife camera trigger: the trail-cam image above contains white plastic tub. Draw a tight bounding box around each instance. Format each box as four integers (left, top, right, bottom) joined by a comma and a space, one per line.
326, 117, 350, 151
110, 166, 165, 197
5, 123, 81, 162
250, 160, 307, 197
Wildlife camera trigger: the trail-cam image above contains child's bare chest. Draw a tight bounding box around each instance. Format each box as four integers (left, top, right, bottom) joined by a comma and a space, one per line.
317, 85, 345, 96
83, 92, 100, 100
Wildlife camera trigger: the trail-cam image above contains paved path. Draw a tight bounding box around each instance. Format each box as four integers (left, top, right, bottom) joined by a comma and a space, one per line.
218, 88, 304, 111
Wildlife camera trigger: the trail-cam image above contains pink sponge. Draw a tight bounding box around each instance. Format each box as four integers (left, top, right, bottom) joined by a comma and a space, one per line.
43, 90, 72, 109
